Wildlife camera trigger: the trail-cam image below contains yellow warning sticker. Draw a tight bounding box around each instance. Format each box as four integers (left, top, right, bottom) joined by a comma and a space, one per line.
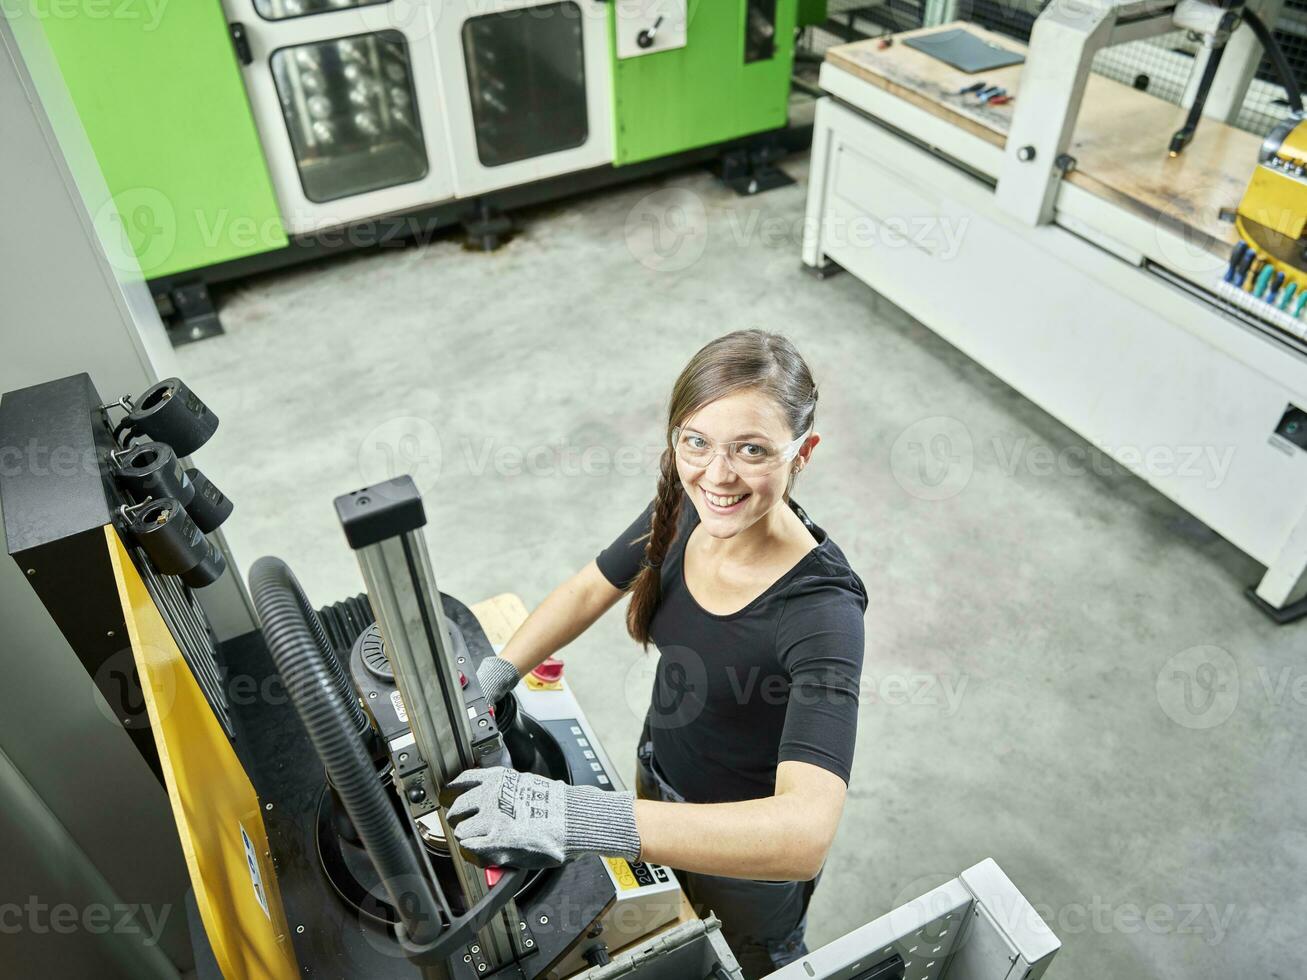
605, 857, 639, 891
525, 674, 563, 692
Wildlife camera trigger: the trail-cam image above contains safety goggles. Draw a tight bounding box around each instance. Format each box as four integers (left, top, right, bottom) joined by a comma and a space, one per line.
670, 426, 809, 474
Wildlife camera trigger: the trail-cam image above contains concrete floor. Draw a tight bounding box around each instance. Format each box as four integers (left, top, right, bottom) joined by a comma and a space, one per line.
179, 154, 1304, 980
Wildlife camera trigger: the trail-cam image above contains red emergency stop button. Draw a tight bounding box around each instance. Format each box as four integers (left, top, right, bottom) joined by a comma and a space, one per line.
531, 657, 564, 683
458, 670, 467, 688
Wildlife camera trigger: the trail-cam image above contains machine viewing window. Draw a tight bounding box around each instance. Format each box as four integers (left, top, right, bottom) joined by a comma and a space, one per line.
745, 0, 777, 63
269, 31, 429, 203
462, 2, 589, 168
253, 0, 390, 22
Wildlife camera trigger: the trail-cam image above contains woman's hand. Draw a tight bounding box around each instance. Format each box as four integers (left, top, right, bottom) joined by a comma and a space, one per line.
446, 766, 641, 869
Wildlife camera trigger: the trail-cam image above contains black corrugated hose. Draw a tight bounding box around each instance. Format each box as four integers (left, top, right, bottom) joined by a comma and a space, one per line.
284, 570, 370, 736
249, 556, 443, 946
1244, 9, 1304, 116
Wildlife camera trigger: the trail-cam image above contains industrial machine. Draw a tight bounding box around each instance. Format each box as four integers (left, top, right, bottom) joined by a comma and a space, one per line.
31, 0, 816, 341
0, 371, 1061, 978
803, 4, 1307, 622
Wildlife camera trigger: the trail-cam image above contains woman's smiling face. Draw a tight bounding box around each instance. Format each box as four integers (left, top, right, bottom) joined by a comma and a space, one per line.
675, 388, 813, 539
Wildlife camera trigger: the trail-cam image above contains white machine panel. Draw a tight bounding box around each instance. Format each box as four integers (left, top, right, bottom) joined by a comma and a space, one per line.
221, 0, 458, 234
507, 662, 684, 976
432, 0, 616, 197
614, 0, 688, 59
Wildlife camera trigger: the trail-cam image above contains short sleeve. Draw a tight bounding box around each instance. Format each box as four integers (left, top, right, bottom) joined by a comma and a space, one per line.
595, 500, 655, 591
775, 583, 866, 786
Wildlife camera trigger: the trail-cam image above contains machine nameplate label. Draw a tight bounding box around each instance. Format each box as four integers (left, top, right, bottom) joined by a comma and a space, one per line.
605, 857, 639, 891
240, 823, 271, 920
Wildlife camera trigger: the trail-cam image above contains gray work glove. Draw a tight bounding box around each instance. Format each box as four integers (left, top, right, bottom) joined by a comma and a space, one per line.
446, 766, 641, 869
476, 655, 522, 706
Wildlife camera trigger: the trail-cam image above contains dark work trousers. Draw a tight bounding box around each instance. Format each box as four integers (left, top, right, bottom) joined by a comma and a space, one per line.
634, 717, 820, 980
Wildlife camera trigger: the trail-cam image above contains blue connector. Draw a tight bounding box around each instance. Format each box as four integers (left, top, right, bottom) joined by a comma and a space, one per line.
1267, 270, 1286, 304
1224, 241, 1248, 283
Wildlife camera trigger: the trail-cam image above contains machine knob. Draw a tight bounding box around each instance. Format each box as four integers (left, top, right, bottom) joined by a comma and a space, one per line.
459, 670, 468, 688
637, 15, 663, 49
407, 785, 426, 804
531, 658, 564, 683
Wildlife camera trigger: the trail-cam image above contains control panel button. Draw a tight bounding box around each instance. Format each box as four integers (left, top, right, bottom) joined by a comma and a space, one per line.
531, 657, 564, 683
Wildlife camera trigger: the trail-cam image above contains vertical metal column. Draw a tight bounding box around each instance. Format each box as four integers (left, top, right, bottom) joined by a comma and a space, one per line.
336, 476, 521, 971
995, 0, 1119, 226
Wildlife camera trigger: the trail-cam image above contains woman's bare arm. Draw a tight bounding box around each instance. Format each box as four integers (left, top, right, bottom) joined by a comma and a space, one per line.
496, 560, 625, 676
633, 761, 847, 881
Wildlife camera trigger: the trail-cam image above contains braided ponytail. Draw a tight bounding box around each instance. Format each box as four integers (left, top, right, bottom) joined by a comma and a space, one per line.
625, 449, 684, 647
624, 329, 819, 647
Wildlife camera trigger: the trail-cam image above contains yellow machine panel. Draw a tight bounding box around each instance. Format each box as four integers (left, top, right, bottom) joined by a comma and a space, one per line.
105, 527, 299, 980
1235, 118, 1307, 298
1242, 165, 1307, 243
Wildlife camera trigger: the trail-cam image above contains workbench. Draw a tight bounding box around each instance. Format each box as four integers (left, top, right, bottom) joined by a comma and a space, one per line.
803, 22, 1307, 616
825, 23, 1257, 255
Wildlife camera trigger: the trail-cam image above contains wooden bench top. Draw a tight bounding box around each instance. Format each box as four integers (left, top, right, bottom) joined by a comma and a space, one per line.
825, 23, 1263, 256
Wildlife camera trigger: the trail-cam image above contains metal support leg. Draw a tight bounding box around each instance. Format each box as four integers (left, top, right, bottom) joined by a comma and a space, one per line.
801, 96, 838, 272
1251, 498, 1307, 622
160, 281, 225, 346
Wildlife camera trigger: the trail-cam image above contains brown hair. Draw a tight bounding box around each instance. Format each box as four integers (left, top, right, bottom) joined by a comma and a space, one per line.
625, 330, 818, 646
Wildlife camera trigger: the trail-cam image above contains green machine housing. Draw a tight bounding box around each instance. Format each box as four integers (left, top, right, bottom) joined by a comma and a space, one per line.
36, 1, 816, 304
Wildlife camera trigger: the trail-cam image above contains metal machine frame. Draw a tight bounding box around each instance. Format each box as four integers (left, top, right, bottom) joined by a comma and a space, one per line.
803, 11, 1307, 618
996, 0, 1246, 226
766, 858, 1058, 980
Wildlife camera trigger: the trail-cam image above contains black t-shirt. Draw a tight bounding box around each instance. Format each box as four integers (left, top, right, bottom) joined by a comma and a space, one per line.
596, 496, 867, 804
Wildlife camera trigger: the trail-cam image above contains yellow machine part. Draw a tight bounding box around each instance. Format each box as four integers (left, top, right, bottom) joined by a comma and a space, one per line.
1234, 119, 1307, 296
1240, 165, 1307, 243
1274, 118, 1307, 169
105, 527, 299, 980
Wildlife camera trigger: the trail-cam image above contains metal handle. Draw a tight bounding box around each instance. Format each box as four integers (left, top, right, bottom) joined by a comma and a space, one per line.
229, 22, 253, 66
637, 15, 664, 49
401, 865, 531, 966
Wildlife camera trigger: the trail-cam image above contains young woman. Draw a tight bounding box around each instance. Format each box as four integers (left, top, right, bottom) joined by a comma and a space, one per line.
447, 330, 867, 978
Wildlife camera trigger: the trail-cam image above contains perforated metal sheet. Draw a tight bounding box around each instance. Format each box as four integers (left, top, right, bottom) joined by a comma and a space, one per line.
763, 878, 972, 980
